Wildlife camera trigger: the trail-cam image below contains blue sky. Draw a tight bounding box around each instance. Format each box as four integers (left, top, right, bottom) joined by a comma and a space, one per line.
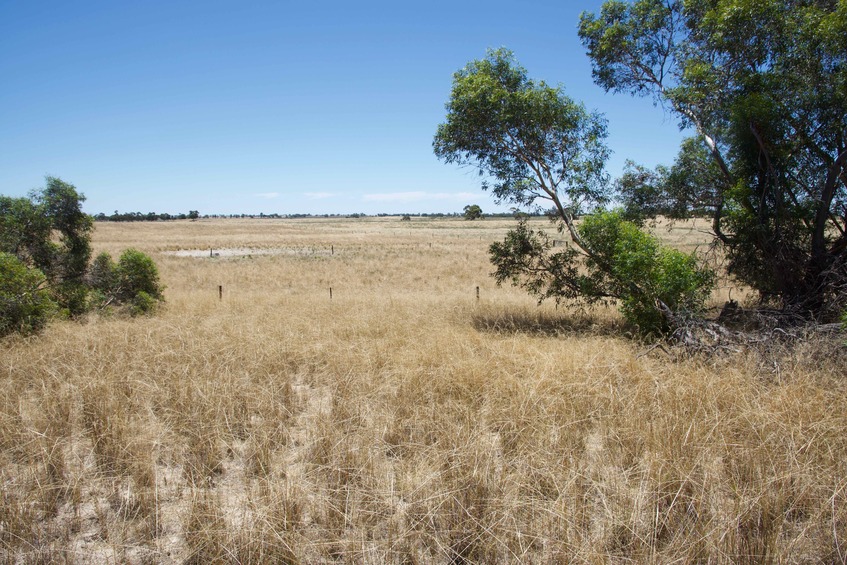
1, 1, 686, 215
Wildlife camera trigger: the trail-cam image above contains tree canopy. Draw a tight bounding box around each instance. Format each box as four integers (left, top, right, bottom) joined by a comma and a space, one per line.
463, 205, 483, 220
580, 0, 847, 319
0, 252, 54, 336
1, 177, 165, 334
435, 49, 714, 334
434, 48, 610, 227
1, 177, 93, 314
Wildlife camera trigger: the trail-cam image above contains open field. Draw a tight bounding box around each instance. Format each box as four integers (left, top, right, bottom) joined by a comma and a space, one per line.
2, 216, 846, 563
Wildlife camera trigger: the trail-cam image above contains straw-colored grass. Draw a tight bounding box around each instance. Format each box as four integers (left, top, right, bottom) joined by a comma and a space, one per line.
2, 216, 845, 563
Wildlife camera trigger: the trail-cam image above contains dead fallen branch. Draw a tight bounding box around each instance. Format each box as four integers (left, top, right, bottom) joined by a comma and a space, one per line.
653, 300, 844, 357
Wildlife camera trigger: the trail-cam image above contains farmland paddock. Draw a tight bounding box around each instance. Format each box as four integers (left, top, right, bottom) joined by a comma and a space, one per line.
1, 216, 845, 563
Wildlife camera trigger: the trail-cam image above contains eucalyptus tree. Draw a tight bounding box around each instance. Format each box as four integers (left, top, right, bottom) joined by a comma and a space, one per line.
434, 49, 610, 239
435, 49, 714, 333
580, 0, 847, 319
1, 177, 93, 313
463, 205, 483, 220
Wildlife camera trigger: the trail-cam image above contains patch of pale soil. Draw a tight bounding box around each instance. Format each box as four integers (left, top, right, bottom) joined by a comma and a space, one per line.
163, 247, 334, 258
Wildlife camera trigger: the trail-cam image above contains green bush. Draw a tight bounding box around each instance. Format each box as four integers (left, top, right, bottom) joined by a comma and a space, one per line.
88, 250, 163, 314
89, 252, 118, 295
578, 211, 715, 333
2, 179, 166, 335
130, 291, 158, 316
490, 211, 715, 335
52, 281, 89, 318
0, 252, 56, 336
116, 249, 163, 302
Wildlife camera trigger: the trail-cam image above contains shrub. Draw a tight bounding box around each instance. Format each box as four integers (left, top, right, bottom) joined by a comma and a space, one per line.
491, 211, 715, 335
0, 252, 55, 336
130, 291, 158, 316
116, 249, 163, 302
89, 252, 118, 295
52, 281, 89, 318
1, 178, 93, 314
578, 211, 715, 333
2, 180, 166, 335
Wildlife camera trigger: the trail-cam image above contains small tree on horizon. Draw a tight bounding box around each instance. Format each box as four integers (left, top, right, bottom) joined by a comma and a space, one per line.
463, 204, 483, 220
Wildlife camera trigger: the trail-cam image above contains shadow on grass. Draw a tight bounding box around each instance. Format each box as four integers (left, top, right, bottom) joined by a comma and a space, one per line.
470, 307, 627, 338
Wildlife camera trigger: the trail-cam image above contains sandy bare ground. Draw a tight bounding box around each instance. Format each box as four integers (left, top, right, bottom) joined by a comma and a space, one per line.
164, 247, 334, 258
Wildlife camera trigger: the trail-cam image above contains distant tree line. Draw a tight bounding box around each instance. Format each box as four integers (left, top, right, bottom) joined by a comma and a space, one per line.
96, 211, 551, 220
95, 210, 200, 221
95, 210, 558, 222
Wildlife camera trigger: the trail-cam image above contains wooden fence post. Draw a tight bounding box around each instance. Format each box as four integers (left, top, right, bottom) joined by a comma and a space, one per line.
218, 285, 223, 300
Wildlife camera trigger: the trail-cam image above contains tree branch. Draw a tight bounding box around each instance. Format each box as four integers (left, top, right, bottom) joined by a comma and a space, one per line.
813, 148, 847, 259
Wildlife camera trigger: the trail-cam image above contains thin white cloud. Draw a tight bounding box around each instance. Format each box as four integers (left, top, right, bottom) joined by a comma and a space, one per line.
254, 192, 280, 199
304, 192, 334, 200
362, 191, 478, 202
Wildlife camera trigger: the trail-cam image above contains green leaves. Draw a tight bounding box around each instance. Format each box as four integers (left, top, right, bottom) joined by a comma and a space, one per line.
489, 213, 714, 335
88, 248, 165, 315
581, 0, 847, 318
463, 204, 483, 220
85, 249, 164, 316
116, 249, 163, 304
0, 195, 55, 275
580, 211, 715, 333
37, 177, 93, 282
1, 179, 165, 335
578, 0, 682, 98
1, 177, 93, 314
0, 252, 55, 336
434, 48, 609, 213
438, 49, 717, 334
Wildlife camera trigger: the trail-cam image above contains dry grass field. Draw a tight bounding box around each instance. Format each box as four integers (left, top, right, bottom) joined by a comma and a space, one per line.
2, 216, 846, 563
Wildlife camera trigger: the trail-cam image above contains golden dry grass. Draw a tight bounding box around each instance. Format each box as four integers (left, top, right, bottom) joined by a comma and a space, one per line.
2, 216, 846, 563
